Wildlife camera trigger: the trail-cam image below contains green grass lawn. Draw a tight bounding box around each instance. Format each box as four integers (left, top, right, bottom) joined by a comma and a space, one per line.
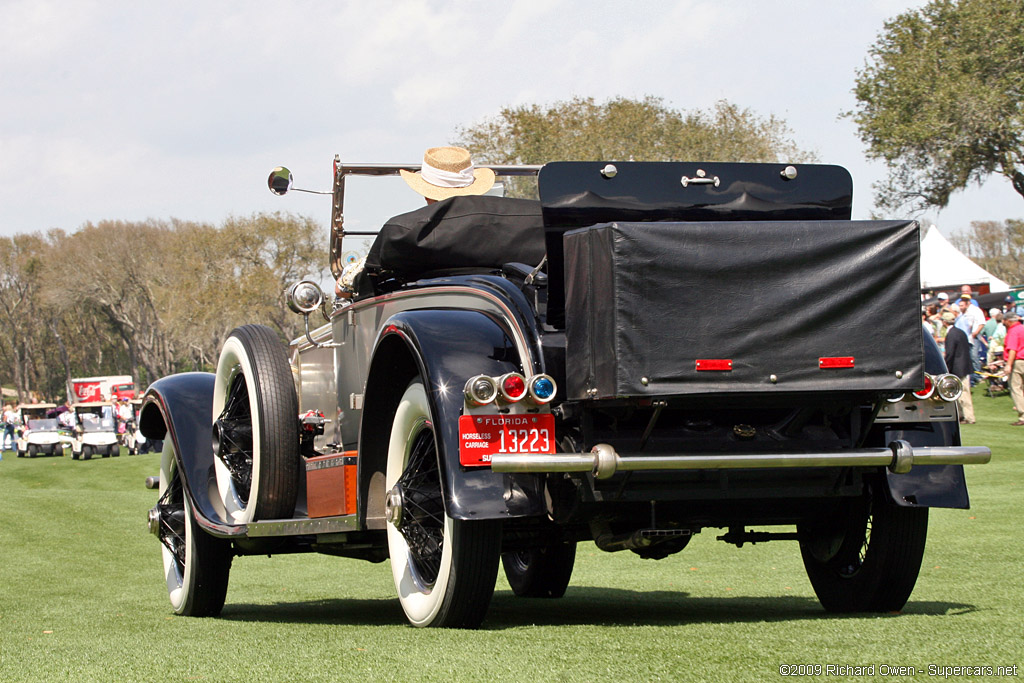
1, 388, 1021, 682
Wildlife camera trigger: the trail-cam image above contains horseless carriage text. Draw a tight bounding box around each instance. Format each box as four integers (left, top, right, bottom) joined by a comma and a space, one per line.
141, 158, 990, 627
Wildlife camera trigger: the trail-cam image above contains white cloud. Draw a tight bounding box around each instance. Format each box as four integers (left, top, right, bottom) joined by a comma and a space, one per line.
2, 0, 1020, 238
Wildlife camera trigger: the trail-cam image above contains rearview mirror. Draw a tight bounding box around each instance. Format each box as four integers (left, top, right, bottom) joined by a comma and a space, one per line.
268, 167, 294, 195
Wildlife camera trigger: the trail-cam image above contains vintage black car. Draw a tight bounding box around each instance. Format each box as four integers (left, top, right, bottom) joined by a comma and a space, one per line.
142, 158, 990, 628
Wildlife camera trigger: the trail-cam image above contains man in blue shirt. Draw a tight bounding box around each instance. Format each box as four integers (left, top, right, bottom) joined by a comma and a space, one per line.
1003, 294, 1024, 318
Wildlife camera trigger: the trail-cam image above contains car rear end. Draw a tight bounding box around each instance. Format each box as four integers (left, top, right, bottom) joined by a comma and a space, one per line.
488, 162, 987, 547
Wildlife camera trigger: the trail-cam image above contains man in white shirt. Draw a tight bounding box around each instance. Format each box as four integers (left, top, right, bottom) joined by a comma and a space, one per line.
2, 403, 19, 452
956, 294, 987, 383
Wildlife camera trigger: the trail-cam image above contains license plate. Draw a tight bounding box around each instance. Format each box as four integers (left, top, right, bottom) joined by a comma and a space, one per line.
459, 413, 555, 467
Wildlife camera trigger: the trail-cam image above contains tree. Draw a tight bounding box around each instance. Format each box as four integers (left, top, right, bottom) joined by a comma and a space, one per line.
454, 96, 815, 196
0, 233, 56, 402
0, 212, 326, 401
951, 219, 1024, 286
850, 0, 1024, 214
161, 212, 326, 370
42, 220, 176, 385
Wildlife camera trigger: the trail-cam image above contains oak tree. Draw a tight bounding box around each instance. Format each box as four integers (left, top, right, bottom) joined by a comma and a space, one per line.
454, 96, 815, 196
850, 0, 1024, 213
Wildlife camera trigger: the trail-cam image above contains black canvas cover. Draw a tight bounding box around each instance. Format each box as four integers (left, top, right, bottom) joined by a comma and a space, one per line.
539, 161, 855, 327
563, 220, 923, 399
364, 195, 546, 278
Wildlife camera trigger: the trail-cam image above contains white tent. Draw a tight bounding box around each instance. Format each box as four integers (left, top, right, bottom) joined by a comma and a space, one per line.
919, 224, 1010, 292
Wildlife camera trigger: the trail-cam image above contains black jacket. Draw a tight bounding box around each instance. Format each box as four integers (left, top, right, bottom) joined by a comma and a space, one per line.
944, 325, 973, 378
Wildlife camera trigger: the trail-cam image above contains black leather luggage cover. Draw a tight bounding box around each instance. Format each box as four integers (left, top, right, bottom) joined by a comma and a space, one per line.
563, 219, 923, 399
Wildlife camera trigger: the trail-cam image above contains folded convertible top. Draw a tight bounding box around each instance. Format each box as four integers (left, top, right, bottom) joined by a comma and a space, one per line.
364, 195, 546, 278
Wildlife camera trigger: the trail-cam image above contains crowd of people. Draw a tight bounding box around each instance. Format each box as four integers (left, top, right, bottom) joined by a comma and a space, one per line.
923, 285, 1024, 425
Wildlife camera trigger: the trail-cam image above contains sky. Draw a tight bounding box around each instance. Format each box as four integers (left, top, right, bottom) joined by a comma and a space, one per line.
2, 0, 1021, 242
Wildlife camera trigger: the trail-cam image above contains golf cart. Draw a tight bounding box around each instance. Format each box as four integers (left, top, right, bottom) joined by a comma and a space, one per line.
16, 403, 63, 457
124, 399, 150, 455
71, 402, 120, 460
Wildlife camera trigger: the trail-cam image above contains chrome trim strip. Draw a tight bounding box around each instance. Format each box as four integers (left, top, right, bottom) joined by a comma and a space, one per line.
490, 441, 992, 479
242, 514, 360, 537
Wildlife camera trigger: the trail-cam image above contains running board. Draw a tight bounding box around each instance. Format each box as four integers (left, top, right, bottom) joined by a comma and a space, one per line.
490, 441, 991, 480
144, 475, 360, 539
243, 515, 360, 537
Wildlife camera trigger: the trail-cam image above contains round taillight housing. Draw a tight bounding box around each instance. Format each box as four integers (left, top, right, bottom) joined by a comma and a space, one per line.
886, 393, 906, 403
528, 374, 557, 404
912, 373, 935, 400
498, 373, 528, 402
464, 375, 498, 406
935, 373, 963, 402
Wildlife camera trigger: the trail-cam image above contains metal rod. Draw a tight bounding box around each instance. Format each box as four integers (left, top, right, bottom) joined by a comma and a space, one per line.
336, 163, 543, 177
489, 443, 991, 479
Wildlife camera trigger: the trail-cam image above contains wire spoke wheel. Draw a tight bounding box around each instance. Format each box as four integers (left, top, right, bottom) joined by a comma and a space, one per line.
215, 375, 255, 506
385, 380, 501, 628
157, 440, 232, 616
212, 324, 299, 524
798, 484, 928, 612
394, 427, 446, 585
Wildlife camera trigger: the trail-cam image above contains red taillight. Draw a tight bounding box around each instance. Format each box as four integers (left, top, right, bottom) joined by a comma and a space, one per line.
498, 373, 527, 402
913, 374, 935, 400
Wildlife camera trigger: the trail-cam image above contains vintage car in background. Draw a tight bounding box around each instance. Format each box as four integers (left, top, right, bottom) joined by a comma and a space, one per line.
141, 158, 990, 628
16, 403, 63, 457
71, 402, 120, 460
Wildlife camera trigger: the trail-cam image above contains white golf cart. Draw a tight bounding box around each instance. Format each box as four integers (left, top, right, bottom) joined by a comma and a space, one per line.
16, 403, 63, 457
123, 399, 149, 455
71, 402, 120, 460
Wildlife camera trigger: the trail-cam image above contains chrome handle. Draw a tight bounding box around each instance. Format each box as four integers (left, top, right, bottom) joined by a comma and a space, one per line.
680, 169, 720, 188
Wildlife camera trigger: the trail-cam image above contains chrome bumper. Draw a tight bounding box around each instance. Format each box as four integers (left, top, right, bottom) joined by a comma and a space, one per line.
489, 440, 991, 480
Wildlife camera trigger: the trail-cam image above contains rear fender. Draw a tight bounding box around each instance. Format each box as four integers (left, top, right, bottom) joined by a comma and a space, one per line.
882, 420, 969, 509
140, 373, 240, 534
878, 327, 969, 510
359, 309, 547, 526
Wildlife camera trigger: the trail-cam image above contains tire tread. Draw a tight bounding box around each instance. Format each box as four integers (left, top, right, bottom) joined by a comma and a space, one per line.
800, 486, 928, 613
229, 324, 300, 521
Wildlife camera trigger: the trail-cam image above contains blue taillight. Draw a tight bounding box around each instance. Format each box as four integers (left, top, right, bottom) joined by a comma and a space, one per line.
530, 375, 556, 403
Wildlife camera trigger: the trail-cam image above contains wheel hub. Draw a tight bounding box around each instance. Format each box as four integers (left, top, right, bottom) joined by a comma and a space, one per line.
147, 506, 161, 536
385, 484, 404, 528
212, 418, 252, 459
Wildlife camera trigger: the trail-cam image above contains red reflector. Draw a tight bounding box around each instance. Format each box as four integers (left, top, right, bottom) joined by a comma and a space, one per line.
501, 375, 526, 400
696, 359, 732, 371
819, 357, 855, 369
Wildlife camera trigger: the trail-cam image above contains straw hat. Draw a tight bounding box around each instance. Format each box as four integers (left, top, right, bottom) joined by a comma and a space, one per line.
399, 146, 495, 201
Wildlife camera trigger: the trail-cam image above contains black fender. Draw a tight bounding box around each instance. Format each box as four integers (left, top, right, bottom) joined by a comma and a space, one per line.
882, 421, 968, 509
140, 373, 242, 535
879, 328, 969, 509
359, 307, 548, 525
